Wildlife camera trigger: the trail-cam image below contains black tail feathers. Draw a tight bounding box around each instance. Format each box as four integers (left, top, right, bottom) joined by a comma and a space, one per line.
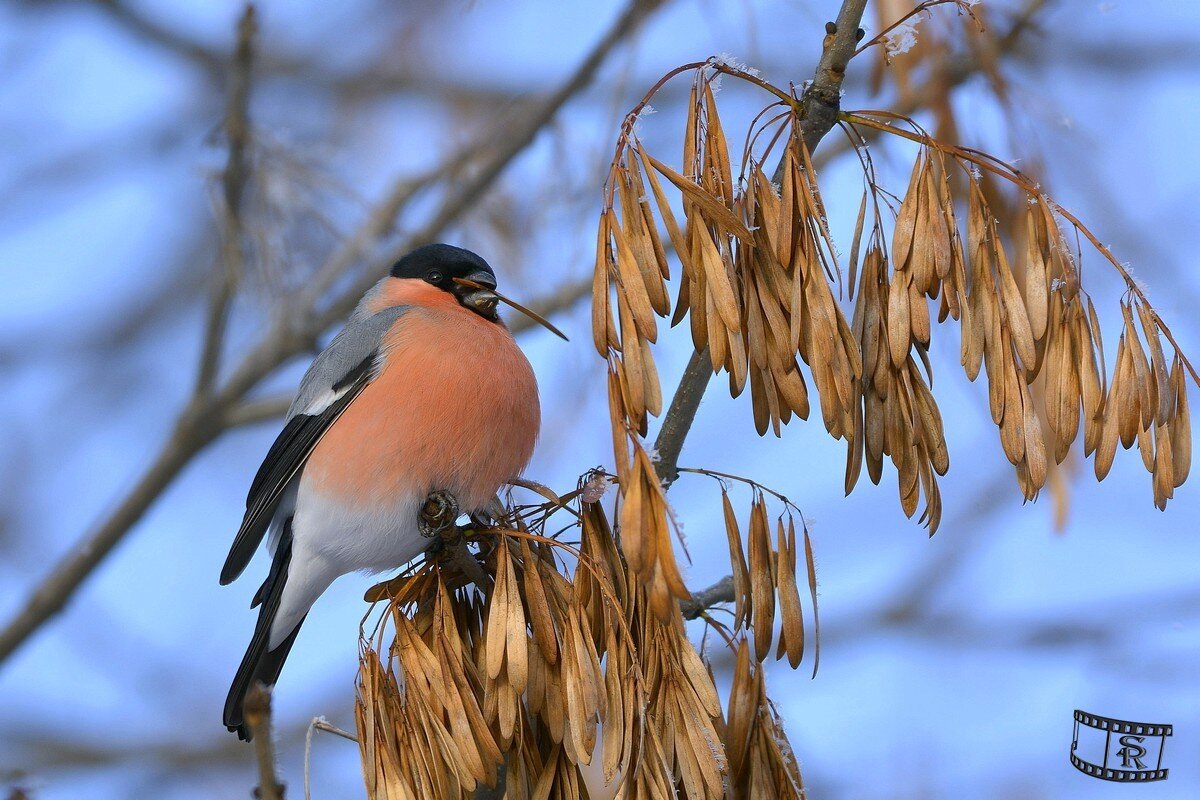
224, 526, 304, 740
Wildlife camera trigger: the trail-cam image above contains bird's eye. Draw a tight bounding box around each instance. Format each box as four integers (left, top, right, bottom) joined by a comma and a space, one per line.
427, 270, 444, 283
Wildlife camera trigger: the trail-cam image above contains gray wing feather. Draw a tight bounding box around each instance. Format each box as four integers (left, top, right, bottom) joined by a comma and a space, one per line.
288, 305, 409, 418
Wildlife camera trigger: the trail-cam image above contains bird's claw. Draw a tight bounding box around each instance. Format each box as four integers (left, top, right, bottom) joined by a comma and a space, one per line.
418, 490, 459, 538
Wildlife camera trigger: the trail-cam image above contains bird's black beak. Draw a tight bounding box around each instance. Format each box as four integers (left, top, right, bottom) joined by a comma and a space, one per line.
453, 270, 499, 318
452, 273, 570, 340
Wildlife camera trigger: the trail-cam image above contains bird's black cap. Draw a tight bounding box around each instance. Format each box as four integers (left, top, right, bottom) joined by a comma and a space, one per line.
390, 243, 496, 291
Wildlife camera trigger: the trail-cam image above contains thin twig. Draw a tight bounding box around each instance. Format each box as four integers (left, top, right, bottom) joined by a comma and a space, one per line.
0, 408, 219, 662
302, 158, 471, 307
245, 683, 285, 800
676, 466, 806, 516
304, 716, 357, 800
224, 394, 293, 428
91, 0, 225, 74
0, 1, 655, 668
196, 3, 256, 395
854, 0, 979, 57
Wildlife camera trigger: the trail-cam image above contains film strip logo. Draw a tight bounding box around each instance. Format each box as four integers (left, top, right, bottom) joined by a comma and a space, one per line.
1071, 710, 1172, 783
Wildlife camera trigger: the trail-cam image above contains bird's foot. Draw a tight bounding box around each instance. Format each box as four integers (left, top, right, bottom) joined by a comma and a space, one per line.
418, 489, 459, 538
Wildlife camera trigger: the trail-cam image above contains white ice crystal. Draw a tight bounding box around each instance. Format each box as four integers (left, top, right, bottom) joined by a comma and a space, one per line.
884, 19, 920, 59
714, 52, 761, 78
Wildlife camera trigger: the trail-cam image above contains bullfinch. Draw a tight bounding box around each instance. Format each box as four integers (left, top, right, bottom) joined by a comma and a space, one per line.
220, 243, 540, 739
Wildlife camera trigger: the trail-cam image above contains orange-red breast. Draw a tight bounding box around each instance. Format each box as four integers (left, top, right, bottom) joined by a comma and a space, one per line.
220, 243, 540, 738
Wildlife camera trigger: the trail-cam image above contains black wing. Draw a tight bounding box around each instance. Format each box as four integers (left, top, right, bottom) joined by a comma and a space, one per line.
219, 353, 376, 585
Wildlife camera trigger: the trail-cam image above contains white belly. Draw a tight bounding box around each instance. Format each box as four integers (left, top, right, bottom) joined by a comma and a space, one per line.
293, 484, 426, 574
267, 483, 427, 648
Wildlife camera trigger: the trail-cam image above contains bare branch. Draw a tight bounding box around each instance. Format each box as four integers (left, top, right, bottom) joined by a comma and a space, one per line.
652, 347, 713, 487
304, 717, 356, 800
90, 0, 224, 74
798, 0, 870, 155
0, 407, 220, 663
196, 3, 257, 395
245, 683, 285, 800
303, 159, 471, 306
812, 0, 1047, 166
313, 0, 670, 331
224, 395, 293, 429
679, 575, 736, 620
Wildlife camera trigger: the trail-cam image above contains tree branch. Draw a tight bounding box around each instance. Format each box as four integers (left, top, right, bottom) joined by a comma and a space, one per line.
196, 3, 256, 395
245, 683, 285, 800
90, 0, 224, 74
679, 575, 735, 620
808, 0, 1047, 166
314, 0, 669, 331
798, 0, 869, 155
652, 347, 713, 487
0, 407, 221, 663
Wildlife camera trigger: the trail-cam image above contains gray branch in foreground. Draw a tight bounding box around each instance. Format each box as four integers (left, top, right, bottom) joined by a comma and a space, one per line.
245, 683, 286, 800
798, 0, 869, 155
680, 575, 736, 620
0, 0, 659, 668
652, 347, 714, 487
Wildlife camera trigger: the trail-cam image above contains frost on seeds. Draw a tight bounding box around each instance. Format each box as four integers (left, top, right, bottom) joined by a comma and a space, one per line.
581, 472, 614, 504
884, 19, 921, 59
714, 52, 761, 78
632, 104, 657, 135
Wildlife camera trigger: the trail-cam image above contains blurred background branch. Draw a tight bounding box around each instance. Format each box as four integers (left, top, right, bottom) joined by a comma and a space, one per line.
195, 3, 257, 396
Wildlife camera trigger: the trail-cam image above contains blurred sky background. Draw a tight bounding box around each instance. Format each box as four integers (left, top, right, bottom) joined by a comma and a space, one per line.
2, 0, 1199, 797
